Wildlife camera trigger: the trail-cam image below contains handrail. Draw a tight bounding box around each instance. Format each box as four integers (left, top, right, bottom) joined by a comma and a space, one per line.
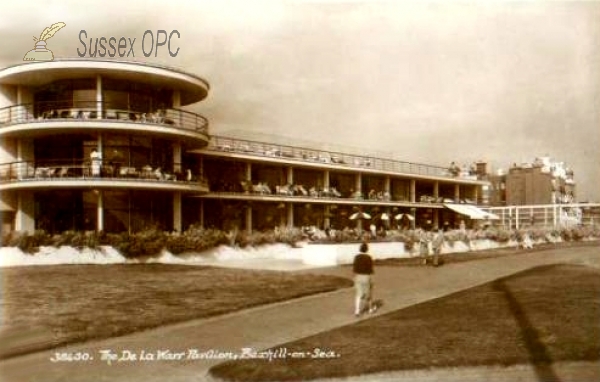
200, 190, 468, 205
0, 159, 208, 186
0, 101, 209, 135
206, 135, 480, 180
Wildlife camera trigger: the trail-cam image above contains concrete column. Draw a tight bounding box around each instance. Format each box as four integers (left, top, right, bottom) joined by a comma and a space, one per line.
474, 186, 479, 205
286, 204, 293, 228
172, 89, 181, 108
16, 86, 22, 123
454, 184, 460, 203
323, 170, 330, 188
173, 142, 182, 173
433, 181, 439, 201
97, 191, 104, 232
287, 166, 293, 184
17, 85, 33, 121
410, 180, 416, 203
17, 138, 34, 179
172, 89, 182, 127
433, 209, 439, 230
199, 199, 205, 228
198, 155, 204, 174
96, 75, 102, 119
355, 173, 362, 196
246, 205, 252, 233
384, 206, 392, 229
246, 163, 252, 181
15, 191, 35, 233
384, 176, 391, 198
98, 133, 103, 155
324, 205, 331, 229
173, 192, 182, 232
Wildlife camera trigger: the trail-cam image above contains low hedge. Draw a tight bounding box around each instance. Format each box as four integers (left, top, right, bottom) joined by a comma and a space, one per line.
1, 226, 304, 258
1, 225, 598, 259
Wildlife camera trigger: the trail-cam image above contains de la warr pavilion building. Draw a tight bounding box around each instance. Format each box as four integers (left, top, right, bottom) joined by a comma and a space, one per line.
0, 59, 491, 235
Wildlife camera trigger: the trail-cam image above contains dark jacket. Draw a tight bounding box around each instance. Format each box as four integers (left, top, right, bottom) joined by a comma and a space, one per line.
353, 253, 373, 275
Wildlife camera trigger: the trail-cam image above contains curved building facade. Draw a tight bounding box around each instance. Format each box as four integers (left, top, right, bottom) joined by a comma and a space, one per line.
1, 60, 490, 235
0, 60, 210, 233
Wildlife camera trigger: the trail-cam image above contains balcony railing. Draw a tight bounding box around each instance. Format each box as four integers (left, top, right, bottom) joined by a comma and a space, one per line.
0, 101, 209, 136
0, 160, 208, 187
206, 135, 481, 180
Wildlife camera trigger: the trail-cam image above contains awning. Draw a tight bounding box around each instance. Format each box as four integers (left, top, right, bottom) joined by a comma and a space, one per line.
444, 204, 499, 220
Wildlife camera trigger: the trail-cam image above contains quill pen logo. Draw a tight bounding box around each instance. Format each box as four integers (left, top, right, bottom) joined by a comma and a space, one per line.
23, 22, 66, 61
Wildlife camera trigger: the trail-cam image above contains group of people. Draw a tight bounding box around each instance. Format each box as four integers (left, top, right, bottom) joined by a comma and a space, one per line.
448, 161, 480, 178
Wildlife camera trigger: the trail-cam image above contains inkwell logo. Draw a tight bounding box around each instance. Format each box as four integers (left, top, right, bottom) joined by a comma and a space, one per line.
23, 22, 66, 61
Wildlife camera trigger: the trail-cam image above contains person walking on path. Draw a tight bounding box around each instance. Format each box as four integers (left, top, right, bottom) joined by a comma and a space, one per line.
353, 242, 375, 317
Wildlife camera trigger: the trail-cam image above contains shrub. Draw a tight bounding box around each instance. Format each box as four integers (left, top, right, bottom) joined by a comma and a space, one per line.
6, 230, 52, 254
484, 227, 512, 243
273, 227, 303, 246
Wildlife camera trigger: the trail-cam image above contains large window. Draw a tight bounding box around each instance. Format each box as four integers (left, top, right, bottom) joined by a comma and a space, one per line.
35, 190, 96, 233
103, 135, 172, 170
32, 78, 174, 116
34, 79, 96, 115
104, 191, 173, 233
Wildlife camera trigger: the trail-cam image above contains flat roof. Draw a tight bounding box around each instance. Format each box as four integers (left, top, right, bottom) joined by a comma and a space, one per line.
0, 59, 209, 105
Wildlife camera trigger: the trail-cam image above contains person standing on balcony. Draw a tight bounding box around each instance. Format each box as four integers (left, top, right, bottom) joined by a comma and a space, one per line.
90, 149, 101, 177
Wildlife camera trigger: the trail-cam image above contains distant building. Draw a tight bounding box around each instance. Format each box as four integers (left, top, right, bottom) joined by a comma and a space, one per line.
488, 156, 576, 206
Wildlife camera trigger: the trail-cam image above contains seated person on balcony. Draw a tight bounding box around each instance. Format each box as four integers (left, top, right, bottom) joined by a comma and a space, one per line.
154, 167, 164, 180
368, 189, 377, 200
102, 162, 115, 177
140, 165, 153, 178
149, 111, 164, 124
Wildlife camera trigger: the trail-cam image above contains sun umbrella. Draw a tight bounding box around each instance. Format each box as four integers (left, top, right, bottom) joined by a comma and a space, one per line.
349, 211, 371, 220
395, 213, 414, 221
380, 213, 390, 220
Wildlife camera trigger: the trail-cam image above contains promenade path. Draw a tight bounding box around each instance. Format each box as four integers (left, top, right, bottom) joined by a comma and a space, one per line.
1, 244, 598, 382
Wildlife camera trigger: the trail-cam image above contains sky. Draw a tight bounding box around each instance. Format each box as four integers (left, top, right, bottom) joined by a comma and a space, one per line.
1, 0, 599, 201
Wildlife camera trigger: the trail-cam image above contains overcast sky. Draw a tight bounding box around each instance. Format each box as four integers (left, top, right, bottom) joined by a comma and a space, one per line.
1, 0, 599, 201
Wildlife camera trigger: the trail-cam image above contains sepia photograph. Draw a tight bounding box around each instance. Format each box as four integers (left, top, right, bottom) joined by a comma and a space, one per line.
0, 1, 599, 381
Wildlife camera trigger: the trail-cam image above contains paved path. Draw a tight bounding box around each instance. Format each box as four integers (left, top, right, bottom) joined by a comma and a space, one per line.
1, 244, 599, 382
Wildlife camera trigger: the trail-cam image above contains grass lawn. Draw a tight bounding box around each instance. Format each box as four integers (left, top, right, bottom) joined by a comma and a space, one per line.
210, 263, 600, 382
0, 264, 352, 359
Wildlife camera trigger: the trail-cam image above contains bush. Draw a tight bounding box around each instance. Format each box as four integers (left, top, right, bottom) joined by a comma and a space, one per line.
4, 230, 52, 254
483, 227, 512, 243
4, 223, 598, 259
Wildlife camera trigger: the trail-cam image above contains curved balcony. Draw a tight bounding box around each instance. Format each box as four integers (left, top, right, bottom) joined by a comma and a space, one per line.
0, 101, 209, 146
0, 160, 209, 193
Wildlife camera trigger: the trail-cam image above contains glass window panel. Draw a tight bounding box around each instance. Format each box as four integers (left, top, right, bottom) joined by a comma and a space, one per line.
104, 90, 128, 110
104, 191, 129, 209
104, 135, 129, 146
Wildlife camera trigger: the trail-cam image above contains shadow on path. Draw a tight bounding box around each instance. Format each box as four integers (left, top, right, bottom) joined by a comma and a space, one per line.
493, 280, 561, 382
